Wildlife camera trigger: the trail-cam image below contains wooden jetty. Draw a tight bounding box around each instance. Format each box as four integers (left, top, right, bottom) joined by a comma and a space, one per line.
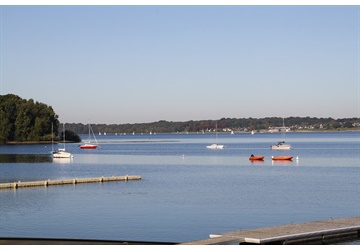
181, 216, 360, 245
0, 175, 141, 189
0, 217, 358, 245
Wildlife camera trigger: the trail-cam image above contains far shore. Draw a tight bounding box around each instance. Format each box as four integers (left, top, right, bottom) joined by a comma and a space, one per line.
2, 129, 358, 145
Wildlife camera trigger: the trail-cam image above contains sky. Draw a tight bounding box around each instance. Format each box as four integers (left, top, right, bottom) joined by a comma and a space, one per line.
0, 3, 359, 124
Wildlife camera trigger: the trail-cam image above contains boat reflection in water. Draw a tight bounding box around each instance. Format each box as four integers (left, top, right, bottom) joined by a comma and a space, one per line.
0, 154, 53, 163
52, 157, 73, 164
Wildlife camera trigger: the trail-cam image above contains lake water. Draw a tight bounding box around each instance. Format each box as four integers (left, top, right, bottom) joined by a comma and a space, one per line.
0, 132, 359, 244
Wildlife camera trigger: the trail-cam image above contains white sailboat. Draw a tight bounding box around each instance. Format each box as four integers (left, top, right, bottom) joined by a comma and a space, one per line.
207, 122, 224, 149
52, 124, 73, 158
80, 123, 99, 149
271, 118, 293, 150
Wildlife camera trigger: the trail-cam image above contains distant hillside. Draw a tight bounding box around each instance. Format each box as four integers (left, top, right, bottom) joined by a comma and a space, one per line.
64, 117, 360, 135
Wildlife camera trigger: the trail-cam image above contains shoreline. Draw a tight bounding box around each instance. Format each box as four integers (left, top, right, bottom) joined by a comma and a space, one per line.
2, 129, 358, 145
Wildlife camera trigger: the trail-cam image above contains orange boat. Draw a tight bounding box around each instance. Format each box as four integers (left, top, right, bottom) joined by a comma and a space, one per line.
271, 156, 293, 161
249, 155, 264, 161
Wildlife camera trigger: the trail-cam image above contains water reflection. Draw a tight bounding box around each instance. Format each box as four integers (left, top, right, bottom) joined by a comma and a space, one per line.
52, 158, 73, 164
271, 159, 294, 166
0, 154, 53, 163
249, 159, 265, 166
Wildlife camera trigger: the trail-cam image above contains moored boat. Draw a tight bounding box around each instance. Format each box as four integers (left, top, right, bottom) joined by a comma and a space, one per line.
271, 141, 293, 150
52, 124, 72, 158
80, 123, 99, 149
52, 148, 73, 158
270, 118, 293, 150
79, 144, 97, 149
271, 156, 293, 161
207, 143, 224, 149
249, 155, 264, 161
206, 122, 224, 149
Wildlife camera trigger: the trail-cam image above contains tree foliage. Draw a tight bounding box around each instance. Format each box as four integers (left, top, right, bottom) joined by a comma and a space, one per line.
60, 129, 82, 143
0, 94, 60, 144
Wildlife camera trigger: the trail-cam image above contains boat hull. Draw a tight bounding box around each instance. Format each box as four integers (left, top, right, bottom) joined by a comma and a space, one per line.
249, 156, 264, 161
272, 156, 293, 161
206, 144, 224, 149
271, 145, 292, 150
52, 152, 72, 158
80, 145, 97, 149
271, 141, 292, 150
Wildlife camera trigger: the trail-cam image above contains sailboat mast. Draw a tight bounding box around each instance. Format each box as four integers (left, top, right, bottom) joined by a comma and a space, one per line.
282, 117, 286, 141
51, 123, 54, 152
63, 123, 66, 150
216, 122, 218, 141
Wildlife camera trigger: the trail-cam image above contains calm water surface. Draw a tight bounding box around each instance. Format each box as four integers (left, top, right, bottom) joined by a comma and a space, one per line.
0, 132, 359, 243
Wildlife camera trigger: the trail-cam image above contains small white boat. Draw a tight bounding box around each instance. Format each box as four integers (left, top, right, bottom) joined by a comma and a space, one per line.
207, 122, 224, 149
206, 143, 224, 149
53, 148, 73, 158
271, 118, 292, 150
52, 124, 72, 158
271, 141, 293, 150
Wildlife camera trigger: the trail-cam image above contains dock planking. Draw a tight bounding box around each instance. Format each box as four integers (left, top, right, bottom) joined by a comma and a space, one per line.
181, 216, 360, 245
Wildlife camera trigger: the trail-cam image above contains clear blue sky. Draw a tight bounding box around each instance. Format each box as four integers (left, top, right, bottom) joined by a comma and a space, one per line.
1, 5, 359, 124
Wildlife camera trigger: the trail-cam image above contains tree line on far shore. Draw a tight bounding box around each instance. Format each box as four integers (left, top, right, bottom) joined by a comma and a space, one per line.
65, 116, 359, 135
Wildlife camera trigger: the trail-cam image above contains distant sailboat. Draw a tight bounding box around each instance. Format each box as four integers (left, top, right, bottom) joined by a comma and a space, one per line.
80, 124, 99, 149
52, 124, 72, 158
207, 122, 224, 149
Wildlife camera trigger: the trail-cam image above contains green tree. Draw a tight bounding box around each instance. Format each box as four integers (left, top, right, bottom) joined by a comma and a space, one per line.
0, 94, 60, 144
60, 130, 81, 143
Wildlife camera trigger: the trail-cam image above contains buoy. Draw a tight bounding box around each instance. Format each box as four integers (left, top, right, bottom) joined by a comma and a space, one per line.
296, 156, 299, 160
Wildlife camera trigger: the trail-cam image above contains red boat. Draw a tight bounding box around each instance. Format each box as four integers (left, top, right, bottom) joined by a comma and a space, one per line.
249, 155, 264, 161
80, 124, 99, 149
80, 144, 97, 149
271, 156, 293, 161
